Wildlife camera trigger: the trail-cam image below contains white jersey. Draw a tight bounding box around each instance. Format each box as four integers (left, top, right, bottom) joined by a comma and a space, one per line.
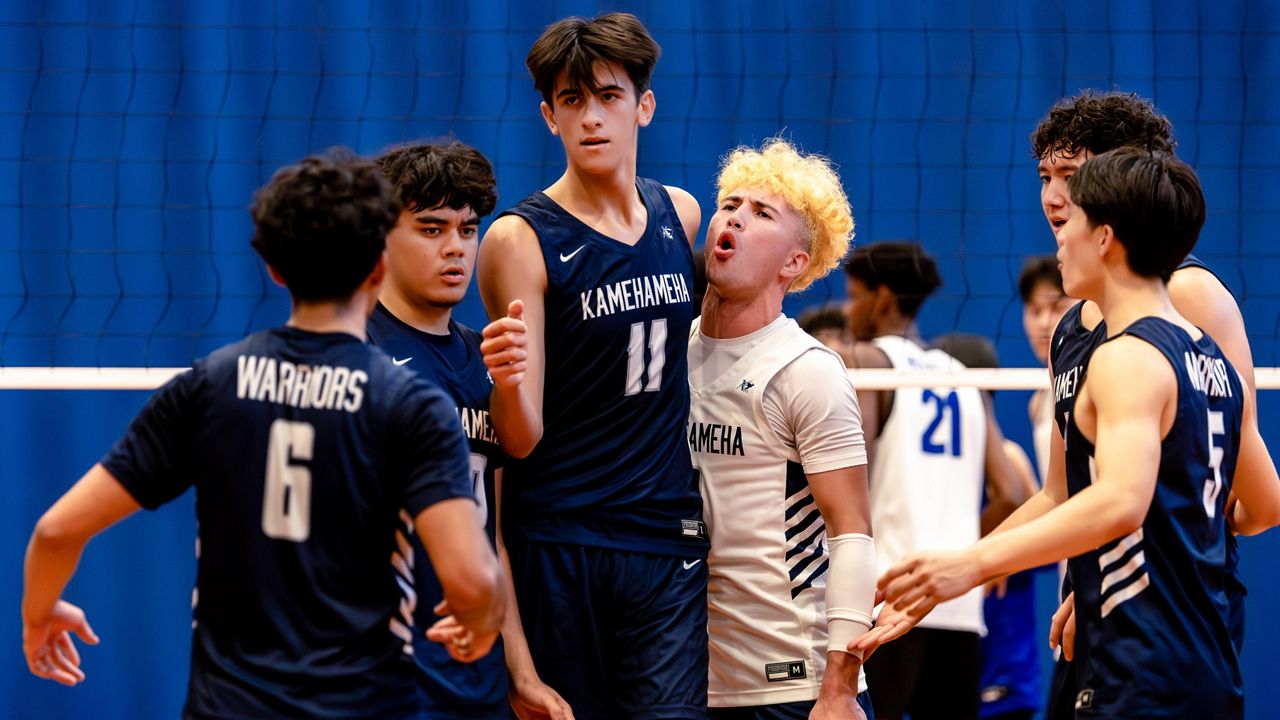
869, 336, 987, 634
1029, 386, 1053, 484
689, 315, 869, 707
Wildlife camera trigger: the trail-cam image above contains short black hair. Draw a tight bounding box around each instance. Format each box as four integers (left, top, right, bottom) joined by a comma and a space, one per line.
377, 140, 497, 217
1069, 148, 1205, 281
250, 148, 400, 301
797, 301, 849, 336
1017, 255, 1064, 303
526, 12, 660, 105
844, 241, 943, 318
1031, 90, 1175, 160
931, 333, 999, 369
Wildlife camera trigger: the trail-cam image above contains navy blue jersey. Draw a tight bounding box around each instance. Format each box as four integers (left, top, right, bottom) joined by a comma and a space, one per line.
101, 326, 474, 719
1063, 317, 1243, 718
367, 304, 509, 713
498, 178, 706, 557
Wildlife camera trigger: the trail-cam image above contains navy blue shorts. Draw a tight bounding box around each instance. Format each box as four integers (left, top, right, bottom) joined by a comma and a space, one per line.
707, 692, 875, 720
507, 541, 709, 719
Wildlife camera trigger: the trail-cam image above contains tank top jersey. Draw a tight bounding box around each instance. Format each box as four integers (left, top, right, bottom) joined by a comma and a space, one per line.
688, 317, 868, 706
366, 304, 508, 711
1049, 254, 1246, 651
100, 326, 474, 719
869, 336, 987, 634
1062, 318, 1243, 718
498, 178, 705, 557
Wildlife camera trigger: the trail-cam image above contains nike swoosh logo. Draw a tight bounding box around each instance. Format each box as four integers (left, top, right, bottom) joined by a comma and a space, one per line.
392, 356, 412, 366
682, 559, 702, 570
559, 245, 585, 262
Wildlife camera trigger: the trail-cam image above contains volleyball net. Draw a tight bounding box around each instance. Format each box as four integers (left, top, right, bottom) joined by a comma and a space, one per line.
2, 1, 1278, 388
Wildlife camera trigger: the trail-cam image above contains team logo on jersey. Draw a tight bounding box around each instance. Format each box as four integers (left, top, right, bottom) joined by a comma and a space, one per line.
764, 660, 807, 682
738, 379, 754, 392
661, 225, 674, 239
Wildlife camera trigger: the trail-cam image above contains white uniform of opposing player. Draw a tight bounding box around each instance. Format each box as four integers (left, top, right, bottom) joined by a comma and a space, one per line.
869, 336, 987, 636
689, 315, 868, 707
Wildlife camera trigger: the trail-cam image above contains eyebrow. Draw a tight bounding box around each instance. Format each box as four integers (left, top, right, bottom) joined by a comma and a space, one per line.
555, 83, 626, 100
722, 195, 781, 216
414, 213, 479, 225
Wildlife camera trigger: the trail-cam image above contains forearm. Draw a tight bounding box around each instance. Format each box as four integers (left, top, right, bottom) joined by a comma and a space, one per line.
980, 495, 1020, 536
490, 386, 542, 459
973, 483, 1144, 582
818, 650, 861, 700
496, 543, 540, 682
22, 528, 88, 625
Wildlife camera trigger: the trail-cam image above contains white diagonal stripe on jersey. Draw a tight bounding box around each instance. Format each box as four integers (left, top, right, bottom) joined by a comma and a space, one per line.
1099, 527, 1144, 569
1100, 571, 1150, 618
389, 617, 414, 655
1100, 550, 1146, 596
391, 550, 412, 584
784, 485, 813, 509
395, 529, 415, 570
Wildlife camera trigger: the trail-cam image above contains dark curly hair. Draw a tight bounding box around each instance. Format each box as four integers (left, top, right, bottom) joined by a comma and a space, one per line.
377, 140, 497, 217
526, 12, 660, 105
1017, 254, 1063, 303
1031, 90, 1175, 159
251, 148, 401, 301
1070, 147, 1205, 281
844, 240, 943, 319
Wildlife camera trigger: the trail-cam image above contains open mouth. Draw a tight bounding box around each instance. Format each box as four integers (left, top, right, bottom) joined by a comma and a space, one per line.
581, 137, 608, 147
441, 266, 467, 283
712, 230, 735, 259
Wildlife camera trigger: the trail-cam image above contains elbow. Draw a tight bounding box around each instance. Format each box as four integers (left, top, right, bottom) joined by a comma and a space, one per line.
31, 511, 87, 554
443, 561, 505, 628
1106, 501, 1147, 539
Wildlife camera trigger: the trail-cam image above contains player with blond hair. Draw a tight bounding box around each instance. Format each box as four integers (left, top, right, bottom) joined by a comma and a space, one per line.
690, 138, 874, 719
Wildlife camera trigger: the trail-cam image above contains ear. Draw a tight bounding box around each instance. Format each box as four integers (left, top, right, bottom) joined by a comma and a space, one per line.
1096, 223, 1119, 260
540, 100, 559, 136
873, 284, 897, 317
366, 253, 387, 289
266, 265, 287, 289
637, 89, 655, 128
779, 249, 811, 282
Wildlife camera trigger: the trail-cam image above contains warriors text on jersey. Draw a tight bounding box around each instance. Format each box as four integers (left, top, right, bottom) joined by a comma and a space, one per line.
1063, 317, 1243, 718
101, 327, 473, 719
689, 315, 868, 706
869, 336, 987, 634
498, 178, 705, 556
367, 304, 509, 715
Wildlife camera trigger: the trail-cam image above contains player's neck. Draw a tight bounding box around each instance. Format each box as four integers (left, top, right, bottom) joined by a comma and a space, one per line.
379, 288, 452, 335
287, 296, 374, 341
546, 164, 642, 224
1097, 272, 1176, 337
700, 288, 783, 339
873, 316, 918, 342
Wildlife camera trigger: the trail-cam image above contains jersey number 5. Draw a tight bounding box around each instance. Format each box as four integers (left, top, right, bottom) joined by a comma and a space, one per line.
625, 319, 667, 396
921, 389, 961, 457
263, 419, 314, 542
1203, 410, 1226, 517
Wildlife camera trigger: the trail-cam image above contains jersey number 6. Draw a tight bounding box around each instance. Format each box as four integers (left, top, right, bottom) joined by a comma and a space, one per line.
262, 419, 314, 542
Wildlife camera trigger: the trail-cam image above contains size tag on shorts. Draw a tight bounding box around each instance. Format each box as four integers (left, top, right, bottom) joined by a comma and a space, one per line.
764, 661, 807, 682
681, 519, 708, 539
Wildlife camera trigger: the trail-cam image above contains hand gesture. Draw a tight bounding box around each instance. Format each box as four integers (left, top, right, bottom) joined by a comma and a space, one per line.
481, 300, 528, 389
847, 590, 920, 661
510, 673, 576, 720
424, 599, 499, 664
876, 549, 982, 621
23, 600, 99, 686
1048, 591, 1076, 660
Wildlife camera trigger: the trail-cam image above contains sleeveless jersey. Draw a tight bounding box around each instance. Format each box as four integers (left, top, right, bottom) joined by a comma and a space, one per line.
1062, 317, 1243, 718
367, 304, 508, 713
498, 178, 705, 556
689, 317, 868, 706
869, 336, 987, 634
100, 326, 474, 719
1050, 254, 1246, 651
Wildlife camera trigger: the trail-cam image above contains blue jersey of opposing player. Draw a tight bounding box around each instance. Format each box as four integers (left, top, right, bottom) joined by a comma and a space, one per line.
101, 326, 474, 719
497, 177, 706, 556
1063, 317, 1243, 718
367, 304, 509, 717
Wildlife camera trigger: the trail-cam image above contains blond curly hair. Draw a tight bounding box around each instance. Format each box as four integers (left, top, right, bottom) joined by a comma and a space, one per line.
715, 138, 854, 292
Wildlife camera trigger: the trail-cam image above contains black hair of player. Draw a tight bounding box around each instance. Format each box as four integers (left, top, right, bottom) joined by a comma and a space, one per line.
250, 148, 400, 302
1031, 90, 1175, 160
931, 333, 999, 397
844, 240, 943, 318
526, 12, 660, 105
377, 140, 497, 217
1069, 148, 1206, 282
798, 301, 850, 337
1018, 255, 1064, 303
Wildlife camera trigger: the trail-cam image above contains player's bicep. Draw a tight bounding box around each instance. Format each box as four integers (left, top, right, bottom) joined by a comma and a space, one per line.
808, 465, 871, 537
477, 216, 547, 407
35, 464, 142, 545
665, 185, 702, 249
1088, 344, 1169, 513
1169, 268, 1255, 394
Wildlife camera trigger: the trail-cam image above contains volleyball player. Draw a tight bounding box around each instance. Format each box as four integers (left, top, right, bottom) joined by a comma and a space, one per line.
875, 148, 1251, 717
370, 141, 570, 719
20, 149, 505, 717
476, 12, 707, 719
843, 241, 1028, 720
690, 139, 873, 719
1017, 256, 1074, 483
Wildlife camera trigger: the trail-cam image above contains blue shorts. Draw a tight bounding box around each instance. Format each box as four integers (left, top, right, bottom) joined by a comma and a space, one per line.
508, 541, 708, 719
707, 692, 875, 720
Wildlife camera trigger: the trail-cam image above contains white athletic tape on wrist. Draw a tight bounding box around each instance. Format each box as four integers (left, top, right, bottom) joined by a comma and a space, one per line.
826, 532, 876, 657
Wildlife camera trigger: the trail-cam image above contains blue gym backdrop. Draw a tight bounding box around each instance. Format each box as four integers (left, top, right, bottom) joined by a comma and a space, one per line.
3, 1, 1278, 717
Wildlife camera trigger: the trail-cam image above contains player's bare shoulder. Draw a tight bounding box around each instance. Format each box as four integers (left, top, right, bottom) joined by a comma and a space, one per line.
478, 214, 547, 305
664, 184, 702, 247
